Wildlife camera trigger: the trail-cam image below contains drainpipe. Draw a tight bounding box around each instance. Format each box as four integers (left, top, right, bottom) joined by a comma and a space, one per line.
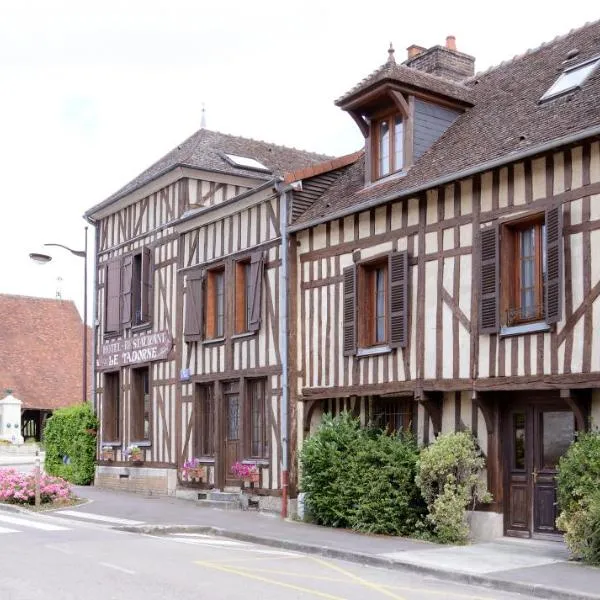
84, 214, 98, 415
275, 178, 298, 519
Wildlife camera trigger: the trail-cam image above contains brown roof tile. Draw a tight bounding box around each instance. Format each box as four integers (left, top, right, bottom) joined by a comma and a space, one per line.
295, 20, 600, 227
86, 129, 332, 217
0, 295, 92, 410
335, 60, 473, 107
284, 151, 363, 184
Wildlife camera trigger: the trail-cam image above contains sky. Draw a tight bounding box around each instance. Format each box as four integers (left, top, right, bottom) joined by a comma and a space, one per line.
0, 0, 598, 324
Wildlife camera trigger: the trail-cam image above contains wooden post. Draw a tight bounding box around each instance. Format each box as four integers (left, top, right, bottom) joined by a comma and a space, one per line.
34, 450, 41, 508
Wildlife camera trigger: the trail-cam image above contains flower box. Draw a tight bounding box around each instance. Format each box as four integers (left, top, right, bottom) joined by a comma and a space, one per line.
126, 445, 144, 465
100, 448, 115, 462
181, 466, 206, 483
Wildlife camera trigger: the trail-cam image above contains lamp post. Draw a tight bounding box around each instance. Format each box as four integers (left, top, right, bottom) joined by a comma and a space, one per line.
30, 226, 88, 403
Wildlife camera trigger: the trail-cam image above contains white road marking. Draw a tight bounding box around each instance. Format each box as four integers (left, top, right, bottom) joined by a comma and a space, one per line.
0, 514, 69, 531
162, 535, 300, 556
0, 526, 19, 534
99, 562, 136, 575
55, 510, 144, 526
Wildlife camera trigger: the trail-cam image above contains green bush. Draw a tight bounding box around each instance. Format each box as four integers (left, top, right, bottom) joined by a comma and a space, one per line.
556, 431, 600, 563
300, 412, 425, 536
416, 431, 491, 544
43, 403, 98, 485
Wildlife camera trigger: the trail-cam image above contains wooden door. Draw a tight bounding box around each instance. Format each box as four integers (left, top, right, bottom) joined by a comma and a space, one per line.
223, 382, 242, 486
505, 403, 575, 538
532, 407, 575, 536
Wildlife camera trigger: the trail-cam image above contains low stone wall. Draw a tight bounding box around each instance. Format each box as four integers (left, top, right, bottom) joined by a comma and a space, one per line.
95, 465, 177, 496
467, 510, 504, 541
0, 444, 40, 455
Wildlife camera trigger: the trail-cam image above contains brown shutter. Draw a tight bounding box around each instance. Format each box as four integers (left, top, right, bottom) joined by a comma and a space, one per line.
248, 251, 264, 332
545, 205, 563, 324
105, 258, 121, 333
343, 265, 357, 355
389, 250, 408, 348
141, 247, 153, 324
121, 254, 133, 327
480, 226, 499, 333
184, 270, 204, 341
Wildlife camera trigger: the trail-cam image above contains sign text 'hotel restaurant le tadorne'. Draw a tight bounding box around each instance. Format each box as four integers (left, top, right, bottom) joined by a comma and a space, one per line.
98, 331, 172, 368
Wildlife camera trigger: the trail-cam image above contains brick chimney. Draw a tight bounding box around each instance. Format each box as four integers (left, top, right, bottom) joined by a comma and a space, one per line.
404, 36, 475, 82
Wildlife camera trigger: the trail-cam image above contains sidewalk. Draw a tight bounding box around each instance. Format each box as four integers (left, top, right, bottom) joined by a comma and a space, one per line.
62, 486, 600, 599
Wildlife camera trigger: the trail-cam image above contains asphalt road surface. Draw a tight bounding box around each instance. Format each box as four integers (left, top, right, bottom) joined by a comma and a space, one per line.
0, 508, 541, 600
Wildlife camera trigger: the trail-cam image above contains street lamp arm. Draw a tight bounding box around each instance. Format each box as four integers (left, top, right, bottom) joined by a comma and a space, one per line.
43, 243, 86, 258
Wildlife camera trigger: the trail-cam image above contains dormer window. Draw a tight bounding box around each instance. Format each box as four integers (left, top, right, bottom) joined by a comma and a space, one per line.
373, 112, 403, 179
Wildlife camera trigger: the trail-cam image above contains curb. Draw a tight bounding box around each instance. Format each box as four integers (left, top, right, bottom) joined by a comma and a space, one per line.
115, 524, 599, 600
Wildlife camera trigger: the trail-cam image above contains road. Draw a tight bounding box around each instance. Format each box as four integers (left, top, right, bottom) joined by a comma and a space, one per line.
0, 508, 539, 600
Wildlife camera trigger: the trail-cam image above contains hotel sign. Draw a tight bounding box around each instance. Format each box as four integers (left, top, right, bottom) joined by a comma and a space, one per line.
98, 331, 172, 368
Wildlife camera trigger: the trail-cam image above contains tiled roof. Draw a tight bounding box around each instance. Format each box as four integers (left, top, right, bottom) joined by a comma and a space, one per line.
335, 60, 473, 107
295, 20, 600, 227
86, 129, 331, 216
0, 295, 92, 410
284, 151, 363, 184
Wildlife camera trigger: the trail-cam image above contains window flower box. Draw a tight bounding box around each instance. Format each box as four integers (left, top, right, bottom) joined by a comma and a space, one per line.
126, 445, 144, 465
181, 458, 206, 483
100, 447, 115, 462
231, 462, 260, 488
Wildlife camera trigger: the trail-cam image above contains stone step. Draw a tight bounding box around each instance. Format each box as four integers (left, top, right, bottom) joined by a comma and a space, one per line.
207, 491, 241, 503
196, 499, 241, 510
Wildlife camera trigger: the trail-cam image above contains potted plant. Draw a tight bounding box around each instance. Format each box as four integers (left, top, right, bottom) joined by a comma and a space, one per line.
181, 457, 206, 482
126, 444, 144, 465
231, 462, 260, 487
100, 446, 115, 462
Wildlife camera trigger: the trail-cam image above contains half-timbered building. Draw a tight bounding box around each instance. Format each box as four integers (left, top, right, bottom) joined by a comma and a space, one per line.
289, 24, 600, 539
84, 129, 328, 500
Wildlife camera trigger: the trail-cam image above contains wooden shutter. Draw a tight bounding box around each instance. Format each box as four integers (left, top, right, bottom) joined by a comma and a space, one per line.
141, 247, 153, 324
389, 250, 408, 348
248, 251, 264, 332
545, 205, 563, 324
121, 254, 133, 327
105, 258, 121, 333
343, 265, 357, 355
479, 226, 499, 334
184, 270, 204, 341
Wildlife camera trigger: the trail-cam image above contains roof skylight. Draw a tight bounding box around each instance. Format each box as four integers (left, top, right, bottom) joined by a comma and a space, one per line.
223, 153, 271, 172
540, 56, 600, 101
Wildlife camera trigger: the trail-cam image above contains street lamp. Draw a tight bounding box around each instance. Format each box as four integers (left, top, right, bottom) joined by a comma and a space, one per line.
29, 226, 88, 404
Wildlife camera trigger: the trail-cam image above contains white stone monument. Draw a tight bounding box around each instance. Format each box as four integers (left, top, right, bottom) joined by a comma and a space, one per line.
0, 391, 24, 445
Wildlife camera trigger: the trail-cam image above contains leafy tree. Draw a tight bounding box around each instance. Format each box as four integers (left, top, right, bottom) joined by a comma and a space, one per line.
44, 403, 98, 485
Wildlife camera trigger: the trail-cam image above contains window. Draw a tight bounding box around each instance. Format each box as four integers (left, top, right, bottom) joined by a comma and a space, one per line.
104, 247, 152, 334
479, 206, 563, 334
359, 260, 388, 346
102, 371, 120, 442
223, 153, 271, 172
540, 56, 600, 101
184, 252, 264, 343
248, 379, 268, 458
194, 384, 214, 457
373, 113, 404, 179
343, 251, 408, 354
504, 217, 546, 325
131, 366, 150, 442
206, 268, 225, 338
372, 398, 413, 434
235, 260, 252, 333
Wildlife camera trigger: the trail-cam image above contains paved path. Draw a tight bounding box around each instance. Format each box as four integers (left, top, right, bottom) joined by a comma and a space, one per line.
35, 485, 600, 600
